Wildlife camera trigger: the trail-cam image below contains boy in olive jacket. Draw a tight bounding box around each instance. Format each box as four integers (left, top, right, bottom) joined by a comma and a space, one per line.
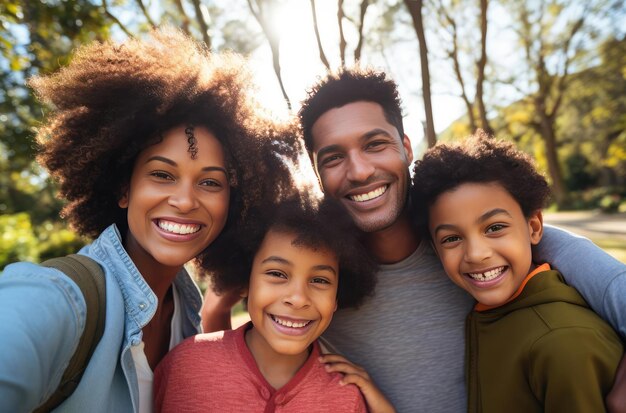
410, 132, 623, 413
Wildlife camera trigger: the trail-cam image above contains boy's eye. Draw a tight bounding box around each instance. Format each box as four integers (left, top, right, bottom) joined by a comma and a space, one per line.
486, 224, 506, 233
441, 235, 461, 244
311, 277, 331, 285
200, 179, 222, 187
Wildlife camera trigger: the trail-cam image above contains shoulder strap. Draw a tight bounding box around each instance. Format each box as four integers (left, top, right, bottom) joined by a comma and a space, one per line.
35, 254, 106, 412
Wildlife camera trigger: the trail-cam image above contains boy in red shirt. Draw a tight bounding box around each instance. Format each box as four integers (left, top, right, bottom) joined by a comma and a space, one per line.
154, 196, 394, 412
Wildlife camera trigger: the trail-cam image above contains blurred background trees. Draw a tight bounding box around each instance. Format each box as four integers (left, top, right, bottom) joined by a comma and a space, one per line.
1, 0, 625, 269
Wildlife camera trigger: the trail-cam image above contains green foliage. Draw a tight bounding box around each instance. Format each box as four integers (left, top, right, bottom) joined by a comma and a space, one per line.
0, 213, 87, 270
566, 187, 626, 212
0, 213, 38, 266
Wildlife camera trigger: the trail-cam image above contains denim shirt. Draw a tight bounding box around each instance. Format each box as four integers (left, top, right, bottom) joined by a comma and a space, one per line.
0, 224, 203, 413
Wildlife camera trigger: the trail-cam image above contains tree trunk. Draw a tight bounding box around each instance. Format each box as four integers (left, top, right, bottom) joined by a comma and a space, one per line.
337, 0, 347, 67
475, 0, 493, 135
190, 0, 212, 50
404, 0, 437, 147
354, 0, 370, 62
248, 0, 292, 110
535, 97, 567, 206
309, 0, 330, 70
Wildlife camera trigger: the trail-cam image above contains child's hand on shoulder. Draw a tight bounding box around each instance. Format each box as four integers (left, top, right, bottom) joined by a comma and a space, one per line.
319, 354, 396, 413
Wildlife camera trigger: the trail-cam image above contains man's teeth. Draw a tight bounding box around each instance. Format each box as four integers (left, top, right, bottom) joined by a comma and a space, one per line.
467, 266, 506, 281
350, 185, 387, 202
158, 220, 201, 235
271, 315, 311, 328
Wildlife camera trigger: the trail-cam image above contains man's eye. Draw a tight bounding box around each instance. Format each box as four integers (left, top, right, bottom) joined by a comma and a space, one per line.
366, 140, 386, 149
320, 154, 341, 166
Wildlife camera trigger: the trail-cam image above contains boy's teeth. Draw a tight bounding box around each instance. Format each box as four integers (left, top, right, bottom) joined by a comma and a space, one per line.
158, 220, 201, 235
271, 315, 311, 328
467, 266, 506, 281
350, 185, 387, 202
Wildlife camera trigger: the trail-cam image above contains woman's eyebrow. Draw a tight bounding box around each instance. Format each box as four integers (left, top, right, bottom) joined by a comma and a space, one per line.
146, 156, 227, 175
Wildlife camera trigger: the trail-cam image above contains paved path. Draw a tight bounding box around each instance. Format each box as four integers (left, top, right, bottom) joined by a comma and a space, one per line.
543, 211, 626, 242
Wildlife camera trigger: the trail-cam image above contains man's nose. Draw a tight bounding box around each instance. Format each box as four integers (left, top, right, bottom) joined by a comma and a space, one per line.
346, 152, 375, 183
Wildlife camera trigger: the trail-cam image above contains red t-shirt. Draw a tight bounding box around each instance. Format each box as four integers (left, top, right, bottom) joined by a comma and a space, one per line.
154, 322, 366, 412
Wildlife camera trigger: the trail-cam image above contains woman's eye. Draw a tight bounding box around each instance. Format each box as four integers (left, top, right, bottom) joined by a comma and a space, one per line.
150, 171, 173, 180
266, 270, 287, 279
486, 224, 506, 233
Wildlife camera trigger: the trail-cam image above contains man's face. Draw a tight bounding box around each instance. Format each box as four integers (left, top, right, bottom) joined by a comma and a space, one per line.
311, 101, 413, 233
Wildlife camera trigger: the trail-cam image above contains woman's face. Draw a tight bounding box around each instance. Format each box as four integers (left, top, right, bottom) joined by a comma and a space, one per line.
119, 125, 231, 272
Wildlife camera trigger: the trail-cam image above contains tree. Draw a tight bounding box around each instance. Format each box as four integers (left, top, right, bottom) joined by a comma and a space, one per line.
403, 0, 436, 147
433, 0, 493, 135
248, 0, 292, 110
502, 0, 623, 207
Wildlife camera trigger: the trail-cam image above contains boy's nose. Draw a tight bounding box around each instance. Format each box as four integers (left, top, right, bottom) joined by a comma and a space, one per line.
464, 237, 492, 263
282, 282, 311, 309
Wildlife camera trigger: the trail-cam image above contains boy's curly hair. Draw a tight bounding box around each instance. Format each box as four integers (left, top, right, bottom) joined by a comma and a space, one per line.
410, 131, 551, 237
29, 28, 300, 264
298, 67, 404, 156
203, 193, 378, 309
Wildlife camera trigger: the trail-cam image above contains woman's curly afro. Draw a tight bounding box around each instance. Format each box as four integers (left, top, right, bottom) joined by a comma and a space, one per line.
29, 27, 299, 259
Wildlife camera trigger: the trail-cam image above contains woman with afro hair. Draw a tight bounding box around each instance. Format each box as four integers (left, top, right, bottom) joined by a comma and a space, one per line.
0, 28, 298, 413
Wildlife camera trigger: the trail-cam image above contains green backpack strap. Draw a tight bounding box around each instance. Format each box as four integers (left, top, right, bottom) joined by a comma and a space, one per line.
34, 254, 107, 412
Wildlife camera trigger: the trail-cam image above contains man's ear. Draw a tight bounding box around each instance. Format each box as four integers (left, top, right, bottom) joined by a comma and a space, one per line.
311, 153, 325, 193
402, 134, 414, 164
528, 210, 544, 245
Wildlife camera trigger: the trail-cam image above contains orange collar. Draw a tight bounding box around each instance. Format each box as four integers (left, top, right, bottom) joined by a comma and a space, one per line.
474, 263, 551, 312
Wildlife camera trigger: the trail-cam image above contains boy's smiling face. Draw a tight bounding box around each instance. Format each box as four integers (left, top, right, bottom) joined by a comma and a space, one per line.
428, 182, 543, 307
245, 229, 339, 360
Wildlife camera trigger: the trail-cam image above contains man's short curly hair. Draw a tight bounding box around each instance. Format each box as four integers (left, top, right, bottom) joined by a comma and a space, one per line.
204, 194, 378, 309
29, 28, 299, 265
298, 67, 404, 156
410, 131, 551, 236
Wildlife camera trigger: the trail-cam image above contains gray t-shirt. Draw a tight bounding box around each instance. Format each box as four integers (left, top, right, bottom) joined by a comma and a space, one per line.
323, 241, 475, 413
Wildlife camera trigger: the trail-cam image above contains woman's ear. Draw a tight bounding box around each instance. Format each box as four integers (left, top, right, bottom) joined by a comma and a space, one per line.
240, 287, 248, 299
118, 187, 129, 208
528, 210, 544, 246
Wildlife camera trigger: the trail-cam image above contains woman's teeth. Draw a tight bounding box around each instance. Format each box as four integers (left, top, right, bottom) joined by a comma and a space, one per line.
158, 220, 201, 235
